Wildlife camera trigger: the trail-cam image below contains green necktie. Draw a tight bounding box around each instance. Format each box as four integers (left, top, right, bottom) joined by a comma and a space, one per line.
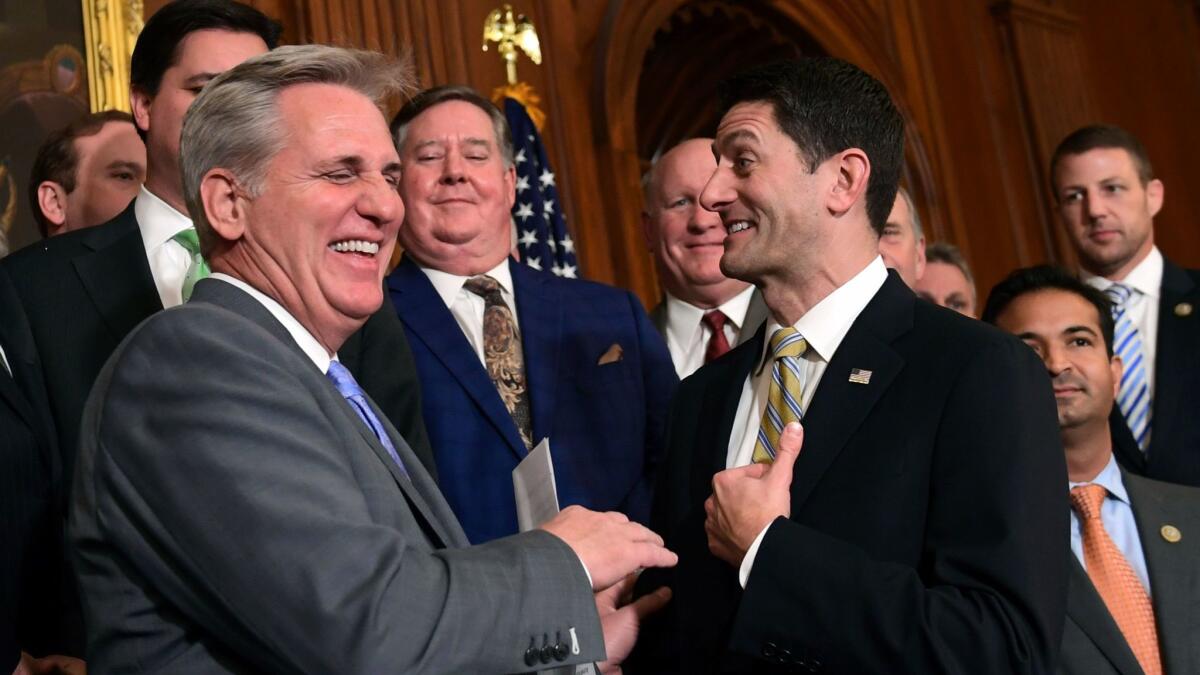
172, 228, 210, 302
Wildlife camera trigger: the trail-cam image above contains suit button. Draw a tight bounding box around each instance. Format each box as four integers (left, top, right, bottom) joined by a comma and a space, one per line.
523, 646, 538, 667
554, 641, 569, 661
762, 641, 778, 659
540, 644, 554, 664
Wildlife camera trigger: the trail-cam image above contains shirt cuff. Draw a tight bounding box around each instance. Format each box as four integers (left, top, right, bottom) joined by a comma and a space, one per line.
577, 556, 593, 588
738, 521, 774, 588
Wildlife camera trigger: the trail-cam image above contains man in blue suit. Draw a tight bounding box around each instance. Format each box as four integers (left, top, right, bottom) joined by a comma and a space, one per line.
388, 86, 677, 543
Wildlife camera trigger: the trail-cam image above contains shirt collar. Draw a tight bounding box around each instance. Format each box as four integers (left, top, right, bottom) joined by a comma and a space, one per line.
134, 185, 193, 250
664, 285, 756, 344
759, 256, 889, 366
1081, 246, 1163, 299
209, 273, 334, 374
1068, 453, 1130, 506
419, 258, 514, 309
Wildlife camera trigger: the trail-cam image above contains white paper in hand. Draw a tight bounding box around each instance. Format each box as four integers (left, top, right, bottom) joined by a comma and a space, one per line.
512, 437, 560, 531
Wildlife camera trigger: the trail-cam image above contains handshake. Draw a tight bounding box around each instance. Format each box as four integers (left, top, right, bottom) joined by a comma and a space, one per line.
541, 507, 677, 673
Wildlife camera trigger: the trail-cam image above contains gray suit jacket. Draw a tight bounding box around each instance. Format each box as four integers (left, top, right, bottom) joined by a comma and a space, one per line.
650, 290, 768, 366
1059, 471, 1200, 675
69, 278, 604, 674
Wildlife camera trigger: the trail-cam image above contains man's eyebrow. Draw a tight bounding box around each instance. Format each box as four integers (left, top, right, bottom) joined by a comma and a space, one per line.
183, 72, 220, 88
105, 160, 144, 172
1063, 325, 1100, 338
716, 129, 760, 149
409, 139, 443, 153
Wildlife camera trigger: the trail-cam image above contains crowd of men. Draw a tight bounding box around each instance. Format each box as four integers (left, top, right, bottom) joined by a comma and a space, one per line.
2, 1, 1197, 673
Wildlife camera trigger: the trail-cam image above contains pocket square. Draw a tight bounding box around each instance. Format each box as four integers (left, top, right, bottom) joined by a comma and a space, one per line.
597, 343, 624, 365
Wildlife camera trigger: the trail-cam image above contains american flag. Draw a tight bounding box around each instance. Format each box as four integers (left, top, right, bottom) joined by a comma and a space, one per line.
502, 97, 578, 278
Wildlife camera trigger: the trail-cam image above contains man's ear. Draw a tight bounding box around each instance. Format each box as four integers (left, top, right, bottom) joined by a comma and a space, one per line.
37, 181, 69, 233
1110, 354, 1124, 400
826, 148, 871, 217
1146, 178, 1164, 219
130, 87, 153, 136
504, 164, 517, 209
200, 169, 247, 243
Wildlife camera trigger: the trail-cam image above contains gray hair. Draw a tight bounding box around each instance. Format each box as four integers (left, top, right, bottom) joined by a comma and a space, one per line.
389, 85, 515, 169
897, 186, 924, 241
181, 44, 416, 255
925, 241, 975, 289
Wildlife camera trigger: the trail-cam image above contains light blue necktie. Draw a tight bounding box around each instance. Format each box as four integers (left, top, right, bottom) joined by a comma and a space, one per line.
1105, 283, 1151, 451
326, 360, 407, 475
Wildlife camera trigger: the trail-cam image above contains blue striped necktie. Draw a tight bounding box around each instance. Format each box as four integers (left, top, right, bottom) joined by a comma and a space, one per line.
1104, 283, 1151, 451
326, 360, 407, 474
752, 327, 808, 464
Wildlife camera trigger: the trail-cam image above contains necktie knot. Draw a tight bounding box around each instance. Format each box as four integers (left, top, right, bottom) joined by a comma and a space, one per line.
464, 275, 503, 302
172, 227, 202, 256
1070, 483, 1107, 521
769, 327, 808, 360
701, 309, 729, 334
1103, 283, 1134, 309
172, 228, 210, 302
326, 360, 363, 399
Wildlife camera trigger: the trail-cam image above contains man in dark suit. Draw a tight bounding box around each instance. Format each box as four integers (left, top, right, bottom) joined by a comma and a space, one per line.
1051, 125, 1200, 486
986, 265, 1200, 675
387, 85, 677, 544
632, 57, 1067, 673
71, 44, 674, 674
641, 138, 768, 378
0, 267, 83, 673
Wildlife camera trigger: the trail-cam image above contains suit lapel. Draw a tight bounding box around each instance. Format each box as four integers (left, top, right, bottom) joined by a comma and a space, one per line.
191, 279, 459, 548
692, 325, 763, 498
1149, 259, 1198, 460
511, 260, 561, 446
787, 274, 908, 511
1126, 473, 1195, 675
387, 257, 528, 459
1066, 557, 1144, 675
72, 205, 162, 341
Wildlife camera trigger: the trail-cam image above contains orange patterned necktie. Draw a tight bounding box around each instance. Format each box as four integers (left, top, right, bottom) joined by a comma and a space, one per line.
1070, 484, 1162, 675
464, 275, 533, 449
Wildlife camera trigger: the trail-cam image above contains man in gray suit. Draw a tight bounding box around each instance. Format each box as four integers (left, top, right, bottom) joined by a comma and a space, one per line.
986, 265, 1200, 675
641, 138, 767, 378
69, 45, 674, 674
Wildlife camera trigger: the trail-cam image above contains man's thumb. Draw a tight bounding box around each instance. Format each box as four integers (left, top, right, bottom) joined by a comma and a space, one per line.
767, 422, 804, 486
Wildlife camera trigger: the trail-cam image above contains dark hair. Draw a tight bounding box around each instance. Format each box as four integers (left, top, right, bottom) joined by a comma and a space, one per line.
390, 85, 515, 167
1049, 124, 1154, 195
716, 57, 905, 235
28, 110, 136, 238
982, 265, 1115, 358
130, 0, 280, 127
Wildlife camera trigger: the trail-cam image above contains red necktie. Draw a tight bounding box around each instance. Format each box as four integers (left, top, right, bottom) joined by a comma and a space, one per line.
702, 310, 732, 363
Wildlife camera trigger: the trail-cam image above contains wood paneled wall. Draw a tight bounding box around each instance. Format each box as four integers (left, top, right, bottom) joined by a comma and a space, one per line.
147, 0, 1200, 308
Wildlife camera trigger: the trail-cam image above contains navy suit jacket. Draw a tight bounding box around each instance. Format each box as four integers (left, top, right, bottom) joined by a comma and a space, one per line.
387, 255, 677, 543
1110, 258, 1200, 487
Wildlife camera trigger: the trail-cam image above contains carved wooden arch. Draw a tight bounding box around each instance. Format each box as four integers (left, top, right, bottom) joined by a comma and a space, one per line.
592, 0, 946, 303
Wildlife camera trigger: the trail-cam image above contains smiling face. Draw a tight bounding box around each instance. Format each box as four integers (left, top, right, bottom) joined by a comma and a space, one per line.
643, 138, 748, 307
131, 29, 268, 212
219, 83, 403, 352
699, 101, 830, 288
995, 289, 1120, 433
397, 99, 516, 276
1054, 147, 1163, 280
878, 192, 925, 287
915, 261, 976, 317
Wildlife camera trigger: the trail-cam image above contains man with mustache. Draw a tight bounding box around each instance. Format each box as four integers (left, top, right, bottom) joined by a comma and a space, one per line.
986, 264, 1200, 675
1051, 125, 1200, 486
641, 138, 768, 378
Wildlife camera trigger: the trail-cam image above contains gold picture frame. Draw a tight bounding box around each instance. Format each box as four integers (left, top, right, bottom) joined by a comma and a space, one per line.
81, 0, 144, 112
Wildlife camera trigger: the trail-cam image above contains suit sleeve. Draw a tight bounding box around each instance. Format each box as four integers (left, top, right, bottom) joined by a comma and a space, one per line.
729, 337, 1069, 673
71, 311, 603, 674
622, 291, 678, 525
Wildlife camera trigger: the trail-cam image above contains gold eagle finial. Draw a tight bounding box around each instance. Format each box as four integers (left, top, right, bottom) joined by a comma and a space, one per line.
482, 4, 542, 86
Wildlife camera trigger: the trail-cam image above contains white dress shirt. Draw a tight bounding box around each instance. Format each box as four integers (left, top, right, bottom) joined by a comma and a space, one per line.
1082, 246, 1163, 410
729, 257, 889, 586
1069, 454, 1151, 595
209, 274, 334, 373
664, 286, 756, 379
419, 259, 519, 367
134, 185, 198, 309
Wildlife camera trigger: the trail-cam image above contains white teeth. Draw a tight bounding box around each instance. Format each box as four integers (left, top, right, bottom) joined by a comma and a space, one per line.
728, 221, 751, 233
329, 239, 380, 255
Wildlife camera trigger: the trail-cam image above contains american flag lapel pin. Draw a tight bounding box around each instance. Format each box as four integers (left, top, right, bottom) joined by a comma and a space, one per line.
848, 368, 872, 384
